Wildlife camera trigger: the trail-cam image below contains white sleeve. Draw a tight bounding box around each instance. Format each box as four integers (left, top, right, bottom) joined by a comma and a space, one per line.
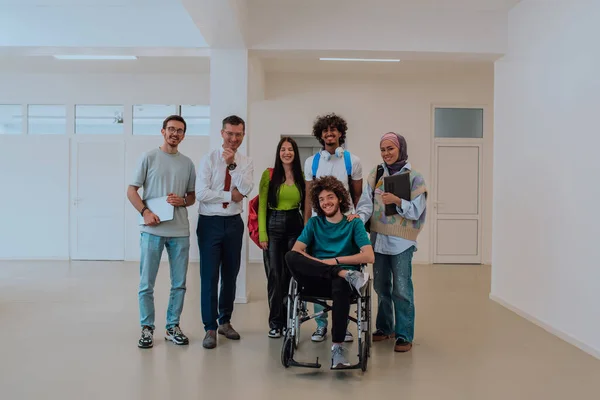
195, 154, 231, 204
351, 154, 363, 181
304, 156, 314, 182
230, 157, 254, 196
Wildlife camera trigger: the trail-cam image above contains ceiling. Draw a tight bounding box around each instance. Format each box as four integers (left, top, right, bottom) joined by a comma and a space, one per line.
246, 0, 521, 11
0, 0, 179, 4
0, 0, 523, 73
0, 55, 210, 74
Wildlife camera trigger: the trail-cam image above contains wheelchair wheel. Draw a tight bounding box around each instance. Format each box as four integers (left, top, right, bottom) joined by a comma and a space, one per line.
365, 281, 372, 357
292, 296, 304, 349
281, 336, 294, 368
359, 337, 368, 372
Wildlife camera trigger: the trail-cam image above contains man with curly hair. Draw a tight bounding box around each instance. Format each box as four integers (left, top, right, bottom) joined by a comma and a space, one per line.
303, 113, 364, 342
285, 176, 374, 369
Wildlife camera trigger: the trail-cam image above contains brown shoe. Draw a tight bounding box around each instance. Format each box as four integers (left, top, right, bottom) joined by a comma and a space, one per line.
394, 338, 413, 352
372, 329, 394, 342
218, 323, 241, 340
203, 330, 217, 349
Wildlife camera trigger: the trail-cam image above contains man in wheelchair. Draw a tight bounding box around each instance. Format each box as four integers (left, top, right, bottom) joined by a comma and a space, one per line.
285, 176, 374, 369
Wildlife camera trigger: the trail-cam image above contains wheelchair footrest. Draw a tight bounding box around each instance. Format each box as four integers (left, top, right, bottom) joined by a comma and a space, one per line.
289, 357, 321, 369
330, 362, 361, 370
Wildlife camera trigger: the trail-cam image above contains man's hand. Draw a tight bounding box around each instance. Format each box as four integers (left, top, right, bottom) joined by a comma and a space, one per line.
223, 148, 235, 165
143, 210, 160, 226
381, 193, 402, 206
346, 213, 360, 222
231, 188, 244, 202
260, 241, 268, 250
320, 258, 337, 266
166, 193, 185, 207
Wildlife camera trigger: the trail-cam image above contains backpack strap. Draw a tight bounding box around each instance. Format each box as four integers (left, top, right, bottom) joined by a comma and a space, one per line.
343, 150, 352, 176
343, 151, 355, 203
372, 164, 384, 201
364, 164, 384, 233
311, 152, 321, 179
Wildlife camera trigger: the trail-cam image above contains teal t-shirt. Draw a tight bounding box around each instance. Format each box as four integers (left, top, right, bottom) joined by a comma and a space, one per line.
297, 216, 371, 267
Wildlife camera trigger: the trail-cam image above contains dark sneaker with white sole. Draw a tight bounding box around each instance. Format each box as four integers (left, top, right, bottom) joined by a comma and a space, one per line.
165, 325, 189, 345
344, 330, 354, 342
311, 326, 327, 342
268, 328, 282, 338
138, 326, 154, 349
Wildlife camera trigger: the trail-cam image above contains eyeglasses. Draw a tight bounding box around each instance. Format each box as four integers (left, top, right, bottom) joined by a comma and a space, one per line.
166, 126, 185, 135
223, 130, 244, 139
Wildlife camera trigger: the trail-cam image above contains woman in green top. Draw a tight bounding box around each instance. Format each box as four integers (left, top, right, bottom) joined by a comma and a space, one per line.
259, 137, 306, 338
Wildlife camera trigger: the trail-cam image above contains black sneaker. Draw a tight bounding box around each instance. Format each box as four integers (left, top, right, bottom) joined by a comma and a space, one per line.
268, 328, 282, 338
138, 326, 154, 348
165, 325, 189, 345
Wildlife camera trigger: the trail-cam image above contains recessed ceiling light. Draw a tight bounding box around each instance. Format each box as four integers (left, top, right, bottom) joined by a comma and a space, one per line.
319, 57, 400, 62
53, 55, 138, 60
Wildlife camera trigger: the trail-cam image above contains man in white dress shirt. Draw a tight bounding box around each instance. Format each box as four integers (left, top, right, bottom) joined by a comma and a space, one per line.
195, 115, 254, 349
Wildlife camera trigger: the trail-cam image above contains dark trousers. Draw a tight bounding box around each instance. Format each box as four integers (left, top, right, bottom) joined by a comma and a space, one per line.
284, 251, 352, 343
196, 214, 243, 331
263, 209, 304, 329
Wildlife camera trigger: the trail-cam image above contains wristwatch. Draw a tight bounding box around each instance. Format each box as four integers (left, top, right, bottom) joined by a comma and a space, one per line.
183, 196, 187, 206
227, 163, 237, 171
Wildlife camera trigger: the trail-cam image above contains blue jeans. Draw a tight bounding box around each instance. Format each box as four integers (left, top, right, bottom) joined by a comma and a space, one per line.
373, 246, 416, 342
196, 215, 243, 331
138, 232, 190, 330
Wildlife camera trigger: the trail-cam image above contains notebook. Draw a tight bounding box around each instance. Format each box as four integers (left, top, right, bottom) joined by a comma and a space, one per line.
383, 172, 411, 216
138, 196, 174, 225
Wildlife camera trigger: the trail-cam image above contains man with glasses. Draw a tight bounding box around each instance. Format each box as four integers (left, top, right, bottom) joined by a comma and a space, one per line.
127, 115, 197, 349
195, 115, 254, 349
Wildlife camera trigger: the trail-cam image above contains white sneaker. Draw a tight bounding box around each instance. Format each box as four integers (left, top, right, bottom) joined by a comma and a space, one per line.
311, 326, 327, 342
331, 344, 350, 369
344, 271, 369, 293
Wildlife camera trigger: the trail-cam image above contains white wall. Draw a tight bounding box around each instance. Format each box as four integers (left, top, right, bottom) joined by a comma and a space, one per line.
248, 61, 495, 264
0, 72, 210, 261
248, 0, 509, 54
492, 0, 600, 358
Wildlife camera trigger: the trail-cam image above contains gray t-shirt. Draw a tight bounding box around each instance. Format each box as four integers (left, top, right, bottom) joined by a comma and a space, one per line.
132, 147, 196, 237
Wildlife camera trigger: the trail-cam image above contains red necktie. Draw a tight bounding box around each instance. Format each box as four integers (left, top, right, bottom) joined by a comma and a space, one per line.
223, 167, 231, 208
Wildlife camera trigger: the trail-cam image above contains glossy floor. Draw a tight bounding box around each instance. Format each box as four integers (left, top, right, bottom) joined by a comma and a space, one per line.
0, 261, 599, 400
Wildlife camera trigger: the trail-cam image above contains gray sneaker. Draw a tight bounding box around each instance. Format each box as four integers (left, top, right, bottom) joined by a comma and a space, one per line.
203, 330, 217, 349
331, 344, 350, 369
344, 270, 369, 293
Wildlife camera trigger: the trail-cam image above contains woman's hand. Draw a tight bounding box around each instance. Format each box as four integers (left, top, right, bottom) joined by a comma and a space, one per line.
260, 241, 268, 250
381, 192, 402, 206
346, 214, 361, 222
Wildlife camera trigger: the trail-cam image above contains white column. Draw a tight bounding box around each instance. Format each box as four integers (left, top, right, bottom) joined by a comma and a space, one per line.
209, 49, 250, 303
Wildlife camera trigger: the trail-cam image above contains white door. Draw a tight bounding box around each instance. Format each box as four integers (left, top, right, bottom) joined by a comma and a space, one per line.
70, 139, 125, 260
432, 143, 482, 264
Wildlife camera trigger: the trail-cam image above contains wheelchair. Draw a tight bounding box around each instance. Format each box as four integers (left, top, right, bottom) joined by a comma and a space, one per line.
280, 264, 372, 371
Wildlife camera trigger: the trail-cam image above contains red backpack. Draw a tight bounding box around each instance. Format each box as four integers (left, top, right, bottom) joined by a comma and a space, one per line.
248, 168, 273, 248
